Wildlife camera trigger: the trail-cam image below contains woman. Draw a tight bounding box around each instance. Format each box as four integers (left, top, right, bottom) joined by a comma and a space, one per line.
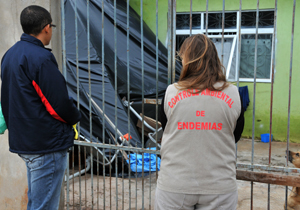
155, 34, 244, 210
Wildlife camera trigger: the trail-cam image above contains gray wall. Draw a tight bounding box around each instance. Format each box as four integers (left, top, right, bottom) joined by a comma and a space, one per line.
0, 0, 61, 209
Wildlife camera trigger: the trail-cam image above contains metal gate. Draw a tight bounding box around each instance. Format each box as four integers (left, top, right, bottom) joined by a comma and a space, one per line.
60, 0, 300, 209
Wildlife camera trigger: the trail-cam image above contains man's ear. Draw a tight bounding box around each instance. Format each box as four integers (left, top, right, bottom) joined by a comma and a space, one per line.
43, 24, 50, 34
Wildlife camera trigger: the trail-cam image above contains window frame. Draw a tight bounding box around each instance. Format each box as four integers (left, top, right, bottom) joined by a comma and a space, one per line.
175, 10, 275, 83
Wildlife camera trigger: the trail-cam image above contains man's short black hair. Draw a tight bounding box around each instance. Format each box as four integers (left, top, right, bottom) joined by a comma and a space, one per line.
20, 5, 52, 36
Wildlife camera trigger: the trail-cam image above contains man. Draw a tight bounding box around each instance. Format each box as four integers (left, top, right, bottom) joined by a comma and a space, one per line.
1, 5, 81, 210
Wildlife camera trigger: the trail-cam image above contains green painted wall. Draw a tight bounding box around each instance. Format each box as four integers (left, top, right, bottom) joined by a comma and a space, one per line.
130, 0, 300, 142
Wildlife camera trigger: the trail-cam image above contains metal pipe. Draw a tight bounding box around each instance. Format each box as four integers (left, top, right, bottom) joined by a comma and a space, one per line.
96, 143, 99, 210
66, 156, 91, 181
60, 1, 69, 209
126, 0, 132, 209
190, 0, 192, 36
205, 0, 208, 35
268, 1, 278, 209
74, 0, 79, 207
155, 0, 160, 182
86, 1, 94, 208
74, 140, 161, 154
236, 0, 242, 88
167, 0, 172, 85
235, 0, 242, 164
285, 0, 296, 208
251, 1, 260, 209
148, 132, 161, 148
101, 0, 106, 208
60, 0, 67, 79
66, 153, 70, 209
86, 92, 129, 147
123, 100, 156, 132
75, 1, 82, 205
140, 1, 145, 208
72, 147, 75, 208
80, 135, 111, 164
78, 145, 82, 209
84, 147, 87, 209
113, 0, 119, 208
221, 0, 225, 66
172, 0, 177, 83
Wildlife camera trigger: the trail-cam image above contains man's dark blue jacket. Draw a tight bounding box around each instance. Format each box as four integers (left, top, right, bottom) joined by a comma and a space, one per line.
1, 33, 81, 154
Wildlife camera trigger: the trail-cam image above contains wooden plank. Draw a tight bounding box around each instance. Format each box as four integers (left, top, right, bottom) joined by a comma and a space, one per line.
136, 113, 162, 136
143, 98, 162, 105
237, 170, 300, 187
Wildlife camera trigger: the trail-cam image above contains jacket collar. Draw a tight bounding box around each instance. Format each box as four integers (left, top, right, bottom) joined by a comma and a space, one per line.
21, 33, 44, 48
20, 33, 52, 51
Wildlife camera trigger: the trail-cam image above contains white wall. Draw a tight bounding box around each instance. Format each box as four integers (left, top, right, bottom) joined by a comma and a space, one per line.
0, 0, 61, 209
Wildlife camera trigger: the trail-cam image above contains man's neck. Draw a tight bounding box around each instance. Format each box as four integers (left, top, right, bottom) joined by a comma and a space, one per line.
29, 33, 47, 46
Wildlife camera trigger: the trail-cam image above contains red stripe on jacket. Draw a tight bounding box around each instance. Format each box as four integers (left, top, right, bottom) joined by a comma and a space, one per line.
32, 80, 67, 123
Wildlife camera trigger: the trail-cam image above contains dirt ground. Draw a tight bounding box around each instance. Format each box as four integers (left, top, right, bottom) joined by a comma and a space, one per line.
64, 139, 300, 210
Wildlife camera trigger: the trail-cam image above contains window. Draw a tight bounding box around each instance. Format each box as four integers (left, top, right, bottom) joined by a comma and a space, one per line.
176, 10, 275, 82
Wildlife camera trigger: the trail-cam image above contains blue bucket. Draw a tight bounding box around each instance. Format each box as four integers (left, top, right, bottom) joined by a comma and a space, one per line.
261, 133, 273, 143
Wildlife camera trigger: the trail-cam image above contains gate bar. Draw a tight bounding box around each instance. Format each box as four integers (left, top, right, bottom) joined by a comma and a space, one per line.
285, 0, 297, 208
189, 0, 192, 36
250, 1, 260, 209
268, 1, 278, 209
205, 0, 208, 34
221, 0, 225, 65
101, 0, 106, 208
154, 0, 160, 206
126, 0, 132, 209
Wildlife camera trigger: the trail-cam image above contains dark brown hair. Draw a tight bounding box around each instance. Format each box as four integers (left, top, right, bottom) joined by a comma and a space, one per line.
20, 5, 52, 36
176, 34, 228, 92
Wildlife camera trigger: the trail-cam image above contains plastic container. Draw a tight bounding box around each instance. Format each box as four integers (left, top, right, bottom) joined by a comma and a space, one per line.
261, 133, 273, 143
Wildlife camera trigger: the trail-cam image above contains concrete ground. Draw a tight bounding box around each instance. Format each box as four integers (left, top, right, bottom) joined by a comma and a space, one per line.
64, 139, 300, 209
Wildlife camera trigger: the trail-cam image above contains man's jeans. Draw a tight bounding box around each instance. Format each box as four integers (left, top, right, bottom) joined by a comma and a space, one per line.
19, 150, 68, 210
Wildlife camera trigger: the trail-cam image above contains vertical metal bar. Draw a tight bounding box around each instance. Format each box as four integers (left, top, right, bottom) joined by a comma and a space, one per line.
101, 0, 106, 209
74, 0, 81, 208
113, 0, 118, 209
72, 147, 75, 207
150, 3, 159, 207
285, 0, 296, 209
189, 0, 192, 36
74, 0, 82, 208
155, 0, 159, 205
221, 0, 225, 66
236, 0, 242, 89
126, 0, 131, 209
86, 1, 94, 208
74, 0, 79, 206
84, 148, 87, 209
122, 154, 124, 210
78, 146, 82, 210
205, 0, 208, 35
268, 1, 277, 209
251, 1, 260, 209
60, 0, 67, 78
235, 0, 242, 162
140, 1, 145, 208
149, 150, 152, 210
172, 0, 176, 83
60, 1, 68, 209
96, 144, 99, 210
125, 1, 131, 210
167, 0, 172, 85
135, 151, 137, 210
66, 154, 70, 209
